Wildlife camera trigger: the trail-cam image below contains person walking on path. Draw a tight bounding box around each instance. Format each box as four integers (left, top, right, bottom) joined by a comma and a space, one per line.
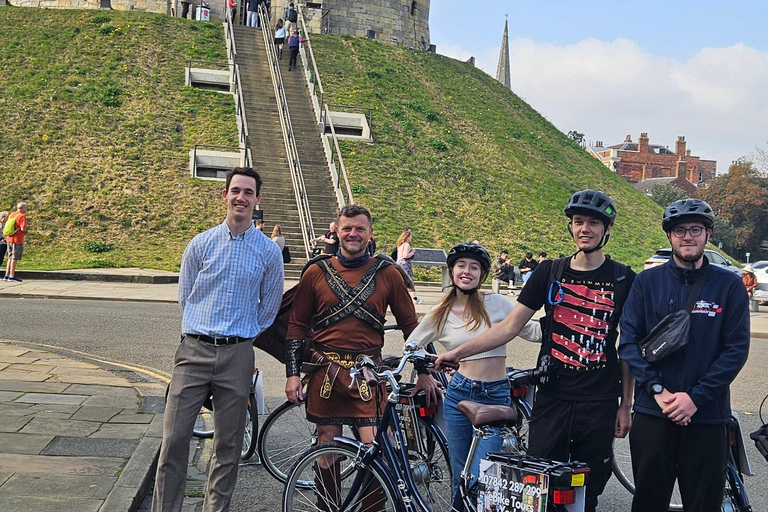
152, 167, 283, 512
618, 198, 749, 512
409, 242, 541, 505
3, 202, 28, 282
286, 29, 306, 71
0, 211, 8, 271
437, 190, 636, 512
274, 18, 286, 58
491, 249, 515, 294
396, 227, 423, 304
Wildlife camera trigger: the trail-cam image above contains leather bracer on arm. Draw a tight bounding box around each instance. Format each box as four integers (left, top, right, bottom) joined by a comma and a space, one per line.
285, 339, 305, 377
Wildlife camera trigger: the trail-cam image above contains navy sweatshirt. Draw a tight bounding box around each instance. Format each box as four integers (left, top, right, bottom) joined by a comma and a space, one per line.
618, 257, 749, 424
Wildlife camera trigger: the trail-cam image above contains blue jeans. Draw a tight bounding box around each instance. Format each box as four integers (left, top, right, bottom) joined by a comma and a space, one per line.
443, 372, 511, 500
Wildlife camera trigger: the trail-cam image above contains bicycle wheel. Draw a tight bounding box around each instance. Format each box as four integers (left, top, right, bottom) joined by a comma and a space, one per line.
241, 392, 258, 460
259, 401, 355, 484
409, 418, 452, 512
283, 442, 401, 512
611, 436, 683, 511
501, 399, 531, 454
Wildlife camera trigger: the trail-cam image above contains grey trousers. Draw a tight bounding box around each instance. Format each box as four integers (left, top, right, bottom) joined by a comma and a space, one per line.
152, 336, 254, 512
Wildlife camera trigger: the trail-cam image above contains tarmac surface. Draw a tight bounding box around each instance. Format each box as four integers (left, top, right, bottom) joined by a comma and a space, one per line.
1, 267, 768, 512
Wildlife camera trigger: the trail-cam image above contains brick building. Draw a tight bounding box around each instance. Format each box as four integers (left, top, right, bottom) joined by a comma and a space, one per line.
587, 133, 717, 187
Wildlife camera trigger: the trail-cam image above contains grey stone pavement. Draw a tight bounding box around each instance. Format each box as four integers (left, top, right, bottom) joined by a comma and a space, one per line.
1, 268, 768, 512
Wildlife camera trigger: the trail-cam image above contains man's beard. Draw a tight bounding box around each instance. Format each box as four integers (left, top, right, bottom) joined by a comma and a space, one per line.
672, 245, 705, 264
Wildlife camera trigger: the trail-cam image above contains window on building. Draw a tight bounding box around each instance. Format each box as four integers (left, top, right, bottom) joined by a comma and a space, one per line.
411, 1, 417, 15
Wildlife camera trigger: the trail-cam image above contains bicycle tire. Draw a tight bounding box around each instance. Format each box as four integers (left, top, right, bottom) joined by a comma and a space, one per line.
192, 393, 259, 461
241, 392, 258, 460
611, 436, 683, 511
282, 442, 402, 512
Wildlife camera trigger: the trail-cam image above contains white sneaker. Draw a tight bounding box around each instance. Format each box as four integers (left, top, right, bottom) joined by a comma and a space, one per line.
414, 298, 424, 305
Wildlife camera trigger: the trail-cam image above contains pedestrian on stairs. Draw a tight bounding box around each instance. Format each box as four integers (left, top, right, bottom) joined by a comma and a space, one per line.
284, 1, 297, 35
287, 29, 307, 71
274, 19, 286, 58
246, 0, 261, 28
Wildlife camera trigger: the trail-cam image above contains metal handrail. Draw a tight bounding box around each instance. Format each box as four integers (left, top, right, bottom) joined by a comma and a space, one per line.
296, 6, 355, 208
222, 12, 250, 162
323, 104, 354, 205
258, 5, 315, 259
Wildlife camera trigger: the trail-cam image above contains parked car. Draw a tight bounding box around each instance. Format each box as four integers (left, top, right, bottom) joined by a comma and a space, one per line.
644, 248, 741, 274
753, 265, 768, 291
750, 260, 768, 271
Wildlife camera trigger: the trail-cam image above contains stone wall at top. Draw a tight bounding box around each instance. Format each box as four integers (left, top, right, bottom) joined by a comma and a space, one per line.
299, 0, 430, 49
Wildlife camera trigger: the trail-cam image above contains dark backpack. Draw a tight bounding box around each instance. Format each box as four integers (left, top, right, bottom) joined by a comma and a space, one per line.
288, 7, 297, 22
538, 257, 632, 366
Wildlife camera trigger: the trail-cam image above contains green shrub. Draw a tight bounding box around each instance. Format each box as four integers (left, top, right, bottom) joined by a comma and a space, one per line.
84, 241, 115, 253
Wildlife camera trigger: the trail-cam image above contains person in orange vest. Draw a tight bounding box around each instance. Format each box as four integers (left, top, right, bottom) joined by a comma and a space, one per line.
3, 202, 28, 282
742, 265, 757, 298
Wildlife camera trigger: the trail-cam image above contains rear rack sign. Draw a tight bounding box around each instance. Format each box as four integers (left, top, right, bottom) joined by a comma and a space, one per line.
477, 459, 547, 512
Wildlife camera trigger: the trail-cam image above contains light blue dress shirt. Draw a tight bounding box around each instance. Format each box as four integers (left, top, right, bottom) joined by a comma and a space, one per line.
179, 221, 284, 338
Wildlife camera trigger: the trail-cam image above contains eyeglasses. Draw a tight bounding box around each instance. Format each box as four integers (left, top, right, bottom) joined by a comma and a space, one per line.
671, 226, 706, 239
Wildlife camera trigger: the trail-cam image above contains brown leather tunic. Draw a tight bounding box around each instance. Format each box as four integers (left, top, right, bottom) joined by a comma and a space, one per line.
286, 257, 418, 425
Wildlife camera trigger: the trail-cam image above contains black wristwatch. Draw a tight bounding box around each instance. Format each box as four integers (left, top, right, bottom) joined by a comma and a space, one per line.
651, 383, 663, 395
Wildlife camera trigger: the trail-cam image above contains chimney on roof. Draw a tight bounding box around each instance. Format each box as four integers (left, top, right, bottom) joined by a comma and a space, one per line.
596, 140, 603, 147
686, 149, 691, 157
625, 135, 632, 143
676, 156, 688, 180
638, 132, 649, 154
676, 136, 687, 157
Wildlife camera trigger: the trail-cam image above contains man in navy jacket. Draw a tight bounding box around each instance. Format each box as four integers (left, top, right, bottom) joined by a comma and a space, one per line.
619, 198, 749, 512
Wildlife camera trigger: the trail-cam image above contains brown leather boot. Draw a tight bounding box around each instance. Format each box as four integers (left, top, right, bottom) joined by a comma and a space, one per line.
314, 459, 341, 512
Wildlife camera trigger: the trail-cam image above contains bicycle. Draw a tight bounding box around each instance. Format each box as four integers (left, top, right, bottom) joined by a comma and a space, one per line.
282, 349, 455, 512
612, 411, 754, 511
192, 366, 261, 461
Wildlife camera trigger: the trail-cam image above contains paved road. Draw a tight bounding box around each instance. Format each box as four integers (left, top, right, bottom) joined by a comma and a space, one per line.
4, 297, 767, 511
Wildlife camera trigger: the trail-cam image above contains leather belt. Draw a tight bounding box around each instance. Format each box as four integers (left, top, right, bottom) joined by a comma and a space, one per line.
186, 334, 251, 346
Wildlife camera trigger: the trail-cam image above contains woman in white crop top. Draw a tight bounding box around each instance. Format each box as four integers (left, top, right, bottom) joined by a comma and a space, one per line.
407, 242, 541, 503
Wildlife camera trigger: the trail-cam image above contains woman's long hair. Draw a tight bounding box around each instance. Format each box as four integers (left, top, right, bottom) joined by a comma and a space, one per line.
428, 268, 490, 332
271, 224, 282, 237
276, 19, 284, 29
395, 231, 411, 247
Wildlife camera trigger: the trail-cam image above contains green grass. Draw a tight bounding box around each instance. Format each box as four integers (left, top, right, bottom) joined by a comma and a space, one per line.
311, 35, 671, 269
0, 10, 701, 272
0, 7, 237, 271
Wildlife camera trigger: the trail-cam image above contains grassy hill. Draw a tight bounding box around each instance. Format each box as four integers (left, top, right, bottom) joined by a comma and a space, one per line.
0, 7, 236, 270
310, 34, 671, 271
1, 9, 674, 273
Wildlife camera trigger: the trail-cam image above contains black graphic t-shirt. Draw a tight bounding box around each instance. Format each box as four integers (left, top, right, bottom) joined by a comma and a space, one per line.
518, 258, 633, 401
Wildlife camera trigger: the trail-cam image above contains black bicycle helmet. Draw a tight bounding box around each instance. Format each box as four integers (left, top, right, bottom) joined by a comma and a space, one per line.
446, 242, 491, 273
662, 198, 715, 232
564, 189, 617, 225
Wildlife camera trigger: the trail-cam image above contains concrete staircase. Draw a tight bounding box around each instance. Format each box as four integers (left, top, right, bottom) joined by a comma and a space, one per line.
232, 25, 339, 279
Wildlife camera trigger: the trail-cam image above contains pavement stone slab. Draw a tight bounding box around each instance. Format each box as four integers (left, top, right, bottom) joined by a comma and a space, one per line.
0, 390, 24, 401
0, 432, 54, 454
0, 354, 40, 364
109, 411, 155, 424
55, 371, 131, 386
83, 395, 140, 408
0, 380, 70, 393
0, 452, 127, 476
0, 496, 103, 512
65, 383, 140, 398
90, 423, 150, 439
0, 473, 117, 499
71, 406, 123, 422
20, 417, 100, 436
0, 368, 52, 382
14, 392, 88, 406
42, 436, 139, 458
0, 415, 33, 433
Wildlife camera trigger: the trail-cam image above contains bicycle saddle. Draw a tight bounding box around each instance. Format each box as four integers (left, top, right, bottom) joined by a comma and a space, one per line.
456, 401, 518, 428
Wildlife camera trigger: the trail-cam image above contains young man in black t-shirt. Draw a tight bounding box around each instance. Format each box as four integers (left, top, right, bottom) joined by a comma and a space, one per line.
437, 190, 635, 512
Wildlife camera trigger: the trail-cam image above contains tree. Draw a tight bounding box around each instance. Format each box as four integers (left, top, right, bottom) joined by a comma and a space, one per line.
567, 130, 585, 146
648, 184, 686, 207
751, 143, 768, 176
702, 158, 768, 258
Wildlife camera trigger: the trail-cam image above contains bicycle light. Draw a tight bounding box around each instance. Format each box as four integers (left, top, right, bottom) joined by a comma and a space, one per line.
552, 488, 575, 505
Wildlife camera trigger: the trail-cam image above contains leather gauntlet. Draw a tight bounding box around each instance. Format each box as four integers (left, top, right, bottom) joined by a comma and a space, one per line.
285, 339, 305, 377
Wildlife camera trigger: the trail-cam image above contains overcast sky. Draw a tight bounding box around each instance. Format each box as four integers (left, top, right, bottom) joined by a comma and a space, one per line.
430, 0, 768, 173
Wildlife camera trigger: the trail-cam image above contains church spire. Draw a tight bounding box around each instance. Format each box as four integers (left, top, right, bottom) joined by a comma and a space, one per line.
496, 16, 511, 89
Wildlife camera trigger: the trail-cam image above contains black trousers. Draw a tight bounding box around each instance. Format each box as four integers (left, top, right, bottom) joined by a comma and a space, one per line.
527, 393, 617, 512
630, 413, 727, 512
289, 47, 299, 68
180, 1, 191, 19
